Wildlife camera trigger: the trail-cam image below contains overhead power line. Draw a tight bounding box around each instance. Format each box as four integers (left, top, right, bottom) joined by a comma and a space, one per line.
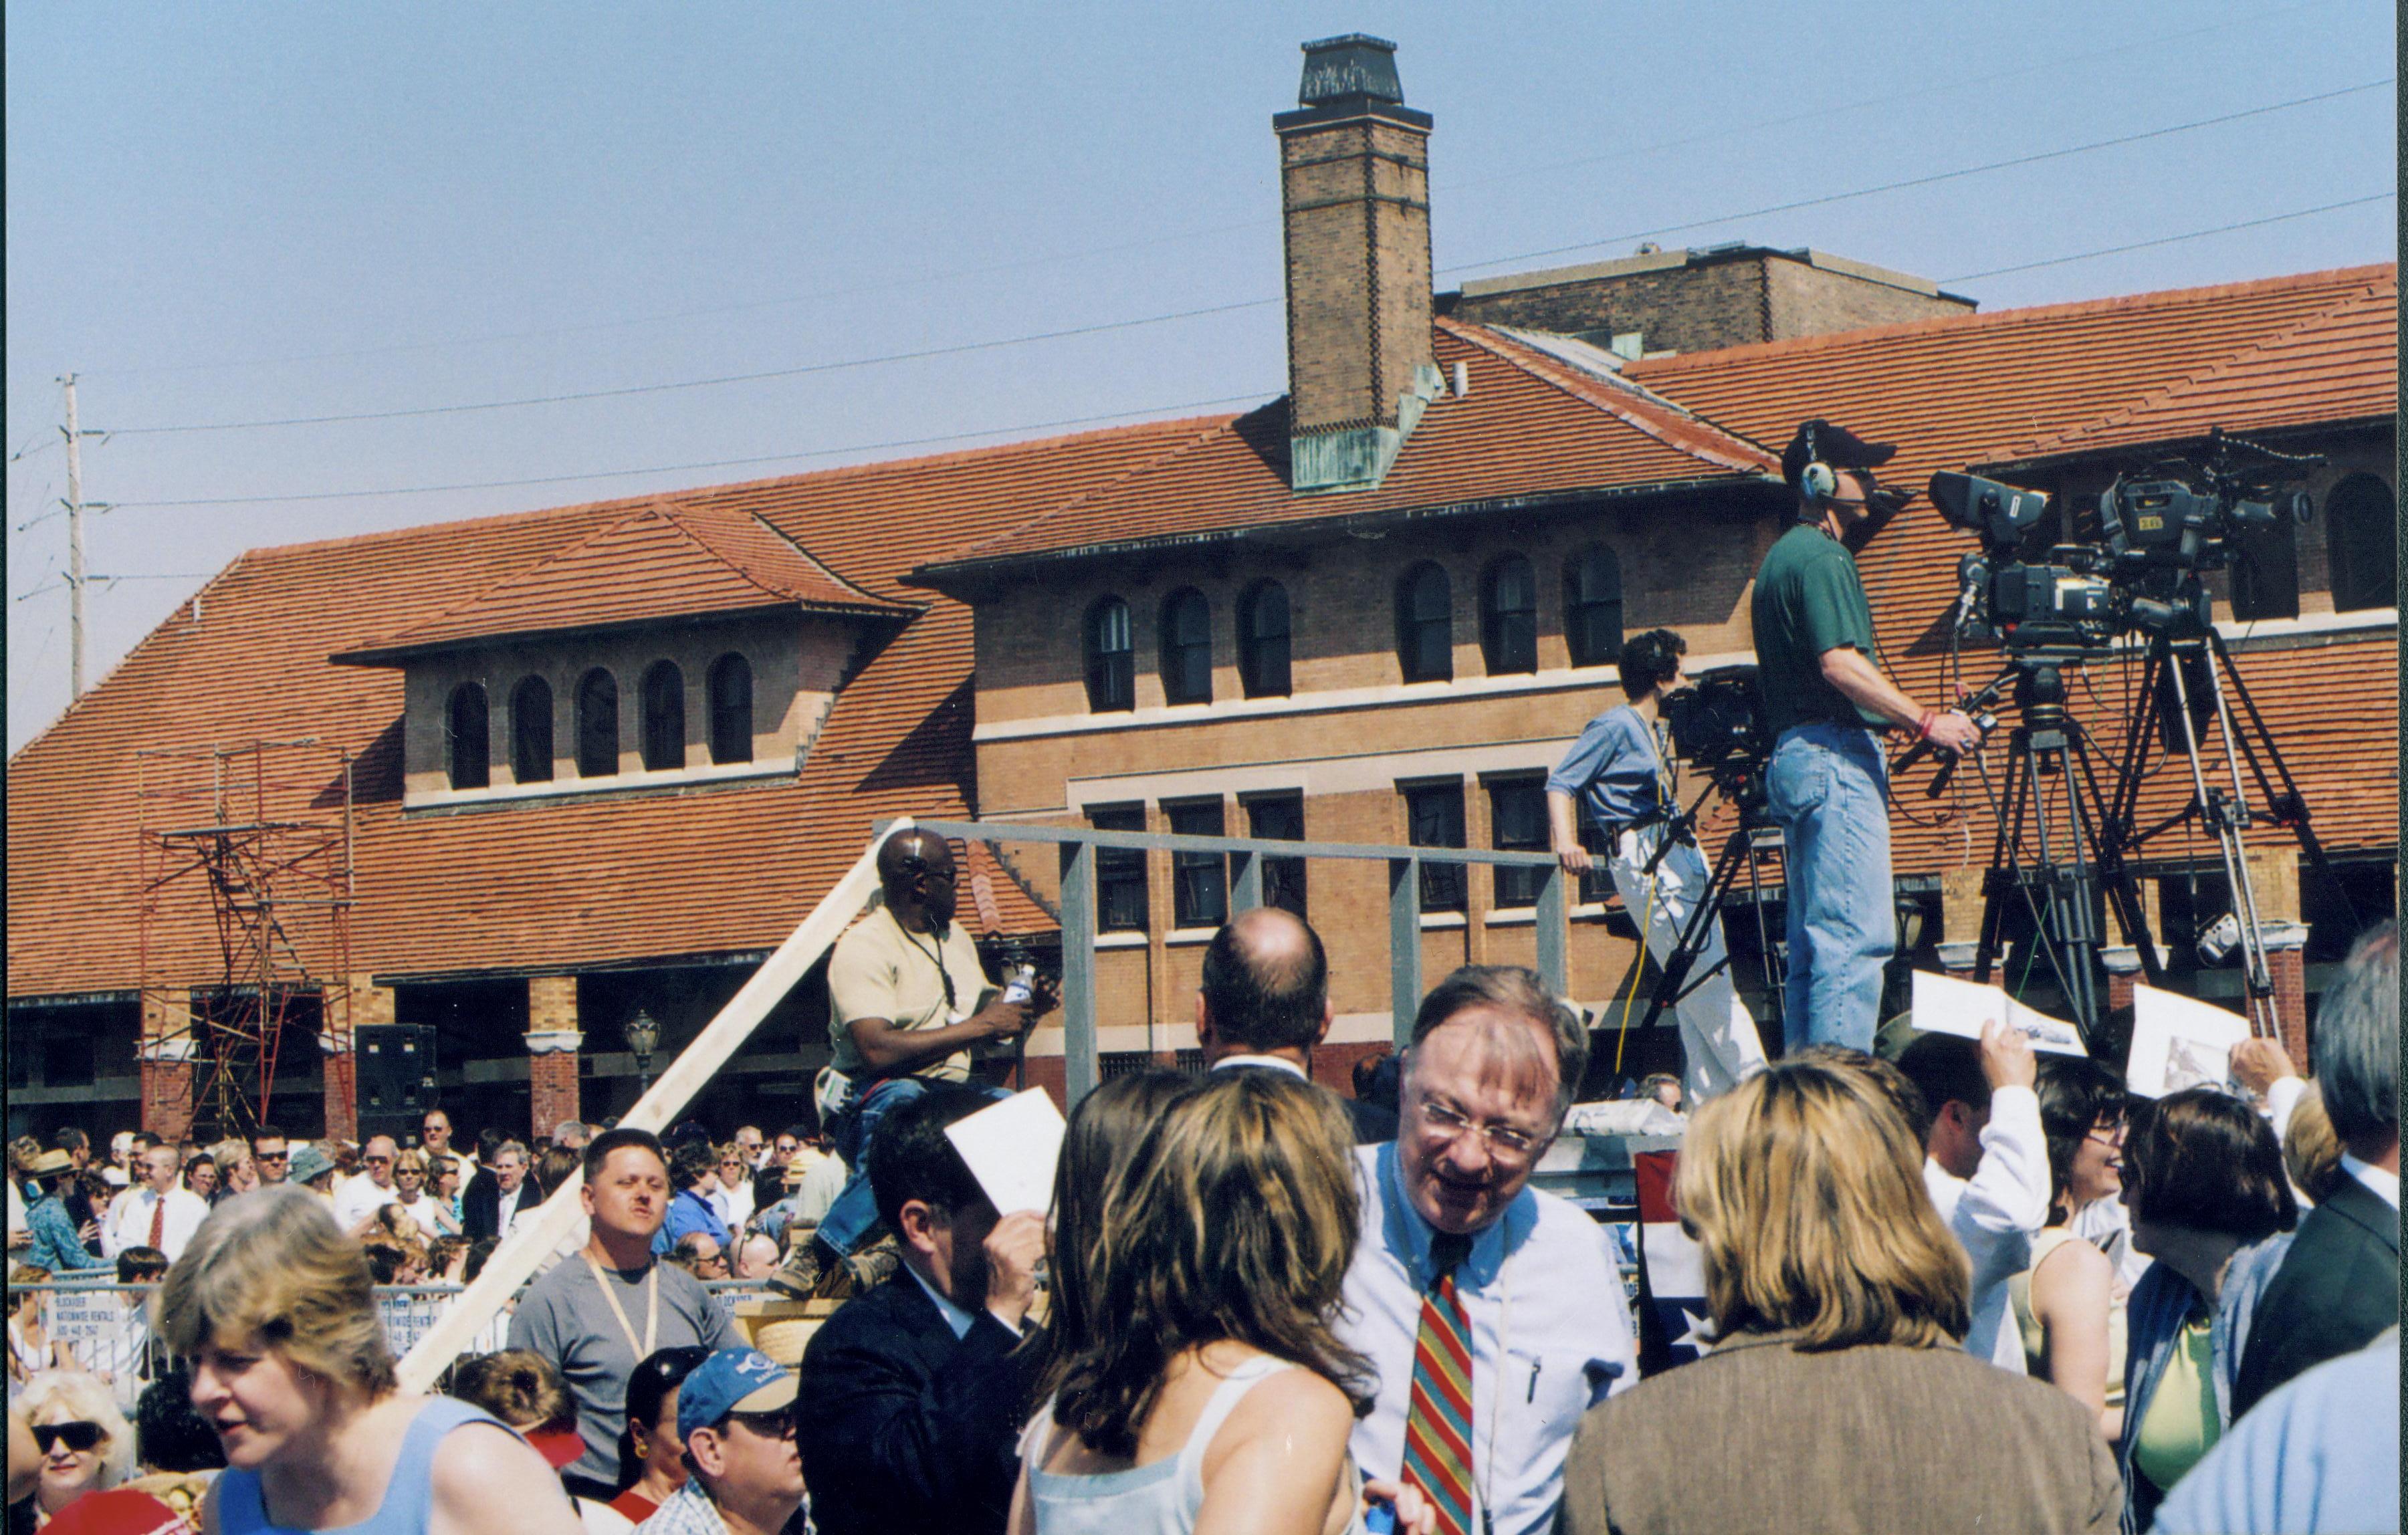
106, 392, 1271, 509
1944, 192, 2395, 281
71, 0, 2355, 382
1442, 78, 2391, 277
89, 76, 2390, 441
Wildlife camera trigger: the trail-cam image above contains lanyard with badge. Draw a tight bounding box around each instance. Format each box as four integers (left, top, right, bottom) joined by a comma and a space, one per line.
582, 1252, 658, 1360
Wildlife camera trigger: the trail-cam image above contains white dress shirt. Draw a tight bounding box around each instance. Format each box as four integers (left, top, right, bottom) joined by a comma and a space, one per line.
1338, 1143, 1638, 1535
100, 1185, 210, 1260
332, 1171, 401, 1231
1922, 1084, 2050, 1373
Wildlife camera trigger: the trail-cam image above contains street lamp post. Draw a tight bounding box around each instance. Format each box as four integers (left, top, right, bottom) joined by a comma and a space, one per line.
625, 1008, 661, 1104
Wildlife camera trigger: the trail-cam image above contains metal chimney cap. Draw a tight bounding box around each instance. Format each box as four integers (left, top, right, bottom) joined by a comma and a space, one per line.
1299, 34, 1404, 107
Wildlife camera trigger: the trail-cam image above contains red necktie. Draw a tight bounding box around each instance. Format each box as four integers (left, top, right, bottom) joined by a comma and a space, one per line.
147, 1193, 166, 1250
1400, 1233, 1475, 1535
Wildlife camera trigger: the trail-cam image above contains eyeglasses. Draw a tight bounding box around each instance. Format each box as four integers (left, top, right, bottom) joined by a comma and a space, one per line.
33, 1423, 106, 1454
722, 1411, 794, 1440
255, 1151, 288, 1162
396, 1167, 425, 1178
2085, 1121, 2128, 1147
1416, 1097, 1543, 1161
364, 1155, 393, 1165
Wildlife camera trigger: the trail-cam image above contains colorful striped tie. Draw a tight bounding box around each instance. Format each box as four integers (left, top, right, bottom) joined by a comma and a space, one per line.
1401, 1233, 1475, 1535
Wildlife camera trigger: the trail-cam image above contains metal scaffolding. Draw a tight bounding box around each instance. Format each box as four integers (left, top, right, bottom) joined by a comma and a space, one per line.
135, 741, 355, 1138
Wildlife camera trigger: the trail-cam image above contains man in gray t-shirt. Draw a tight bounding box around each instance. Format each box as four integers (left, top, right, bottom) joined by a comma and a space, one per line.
508, 1128, 736, 1499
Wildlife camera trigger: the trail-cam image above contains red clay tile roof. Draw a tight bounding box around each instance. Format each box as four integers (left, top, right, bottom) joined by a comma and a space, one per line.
917, 318, 1779, 578
334, 503, 913, 663
7, 419, 1217, 999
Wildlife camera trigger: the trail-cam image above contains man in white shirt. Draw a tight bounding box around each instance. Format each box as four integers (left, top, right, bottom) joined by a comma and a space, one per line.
100, 1145, 209, 1261
1338, 965, 1638, 1535
332, 1135, 405, 1231
1896, 1018, 2046, 1372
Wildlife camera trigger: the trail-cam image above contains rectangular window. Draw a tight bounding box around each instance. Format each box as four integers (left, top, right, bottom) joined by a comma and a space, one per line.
1089, 804, 1149, 933
1244, 793, 1308, 919
1404, 782, 1467, 913
1489, 778, 1548, 909
1166, 800, 1229, 929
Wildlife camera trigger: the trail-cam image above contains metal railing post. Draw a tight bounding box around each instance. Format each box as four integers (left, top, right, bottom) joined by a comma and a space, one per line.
1230, 848, 1263, 913
1536, 863, 1568, 996
1389, 857, 1422, 1048
1059, 838, 1099, 1107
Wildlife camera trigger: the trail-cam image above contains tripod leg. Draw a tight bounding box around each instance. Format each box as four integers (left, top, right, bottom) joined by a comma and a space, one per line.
2204, 630, 2361, 931
1973, 738, 2028, 985
1636, 829, 1745, 1032
2165, 648, 2279, 1036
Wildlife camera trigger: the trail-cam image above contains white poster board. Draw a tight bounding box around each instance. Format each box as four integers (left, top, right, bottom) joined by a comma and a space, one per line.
945, 1088, 1065, 1216
2126, 983, 2254, 1098
1909, 969, 2086, 1055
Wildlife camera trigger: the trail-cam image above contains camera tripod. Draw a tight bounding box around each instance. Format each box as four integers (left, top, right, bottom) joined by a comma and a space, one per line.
1914, 657, 2149, 1039
1622, 769, 1787, 1034
2094, 625, 2356, 1038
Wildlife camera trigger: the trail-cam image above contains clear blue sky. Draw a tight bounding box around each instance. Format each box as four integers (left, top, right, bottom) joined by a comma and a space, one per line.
6, 1, 2395, 753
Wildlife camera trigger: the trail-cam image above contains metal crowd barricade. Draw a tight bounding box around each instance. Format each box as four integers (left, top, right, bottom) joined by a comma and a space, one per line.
9, 1277, 786, 1398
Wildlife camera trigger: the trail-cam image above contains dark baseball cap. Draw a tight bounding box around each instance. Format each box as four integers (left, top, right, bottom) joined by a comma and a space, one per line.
1781, 419, 1896, 488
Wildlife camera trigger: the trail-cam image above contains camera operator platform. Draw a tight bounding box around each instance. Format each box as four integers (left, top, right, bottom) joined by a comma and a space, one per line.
1751, 421, 1980, 1053
1547, 629, 1769, 1106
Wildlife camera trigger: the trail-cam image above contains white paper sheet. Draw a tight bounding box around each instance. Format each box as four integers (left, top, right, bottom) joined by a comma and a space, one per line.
1908, 969, 2087, 1056
944, 1087, 1066, 1215
2126, 983, 2254, 1098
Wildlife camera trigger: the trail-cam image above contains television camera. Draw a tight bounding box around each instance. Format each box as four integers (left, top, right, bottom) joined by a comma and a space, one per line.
1930, 428, 2319, 654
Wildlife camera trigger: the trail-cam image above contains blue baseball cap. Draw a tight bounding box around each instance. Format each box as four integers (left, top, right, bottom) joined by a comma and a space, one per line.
676, 1347, 798, 1443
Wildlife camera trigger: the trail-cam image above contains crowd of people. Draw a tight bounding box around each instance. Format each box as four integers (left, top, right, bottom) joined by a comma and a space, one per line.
5, 835, 2395, 1535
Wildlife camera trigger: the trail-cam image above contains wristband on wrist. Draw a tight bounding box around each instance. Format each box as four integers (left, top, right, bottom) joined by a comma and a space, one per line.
1916, 709, 1939, 741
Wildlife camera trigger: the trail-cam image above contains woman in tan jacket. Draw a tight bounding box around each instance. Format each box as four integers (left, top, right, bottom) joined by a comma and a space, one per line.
1557, 1054, 2122, 1535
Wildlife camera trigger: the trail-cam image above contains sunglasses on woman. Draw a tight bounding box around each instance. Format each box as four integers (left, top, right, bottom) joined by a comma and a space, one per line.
33, 1422, 106, 1453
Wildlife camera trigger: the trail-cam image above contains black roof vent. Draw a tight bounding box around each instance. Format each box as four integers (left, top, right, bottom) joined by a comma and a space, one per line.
1298, 34, 1403, 107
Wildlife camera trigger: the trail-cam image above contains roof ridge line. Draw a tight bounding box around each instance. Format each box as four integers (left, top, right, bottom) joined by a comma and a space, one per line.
936, 410, 1263, 566
359, 504, 679, 648
1440, 318, 1779, 474
2010, 279, 2396, 459
657, 503, 911, 612
1628, 261, 2397, 374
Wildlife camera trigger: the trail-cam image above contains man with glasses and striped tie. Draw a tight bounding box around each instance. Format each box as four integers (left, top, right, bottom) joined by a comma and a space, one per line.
1339, 966, 1638, 1535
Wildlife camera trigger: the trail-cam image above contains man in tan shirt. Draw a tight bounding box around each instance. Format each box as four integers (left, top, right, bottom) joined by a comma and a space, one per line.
790, 830, 1049, 1282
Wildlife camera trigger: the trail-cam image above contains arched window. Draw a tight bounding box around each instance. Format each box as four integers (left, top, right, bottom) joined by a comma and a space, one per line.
576, 669, 619, 778
1396, 562, 1453, 683
2328, 473, 2397, 613
707, 653, 754, 764
1481, 555, 1538, 675
510, 677, 553, 784
1238, 580, 1291, 699
445, 683, 489, 790
1085, 598, 1133, 713
641, 661, 685, 772
1564, 544, 1625, 667
1159, 588, 1213, 705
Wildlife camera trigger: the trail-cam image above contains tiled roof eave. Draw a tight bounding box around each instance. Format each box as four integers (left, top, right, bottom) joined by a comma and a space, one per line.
329, 596, 920, 667
902, 468, 1781, 590
1971, 412, 2395, 477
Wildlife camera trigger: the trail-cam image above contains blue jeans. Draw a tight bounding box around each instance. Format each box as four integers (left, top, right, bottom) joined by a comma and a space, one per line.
816, 1074, 1011, 1256
1765, 722, 1894, 1053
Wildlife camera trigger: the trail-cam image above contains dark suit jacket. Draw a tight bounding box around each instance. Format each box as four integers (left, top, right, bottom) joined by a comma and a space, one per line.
1209, 1059, 1396, 1144
2231, 1171, 2399, 1420
459, 1168, 544, 1242
796, 1269, 1040, 1535
1558, 1334, 2122, 1535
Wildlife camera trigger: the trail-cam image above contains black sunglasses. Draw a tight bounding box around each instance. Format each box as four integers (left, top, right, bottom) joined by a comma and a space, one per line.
722, 1410, 794, 1439
34, 1422, 106, 1453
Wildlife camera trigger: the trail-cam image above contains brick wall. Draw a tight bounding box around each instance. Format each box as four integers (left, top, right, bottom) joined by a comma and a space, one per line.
1281, 114, 1433, 434
139, 989, 195, 1143
526, 975, 581, 1139
1763, 259, 1971, 339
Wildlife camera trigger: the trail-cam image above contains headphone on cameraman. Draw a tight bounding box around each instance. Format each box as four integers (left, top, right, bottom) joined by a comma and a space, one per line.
1796, 422, 1839, 505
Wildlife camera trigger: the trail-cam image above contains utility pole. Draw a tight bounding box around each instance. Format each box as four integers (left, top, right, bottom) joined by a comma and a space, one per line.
62, 374, 86, 699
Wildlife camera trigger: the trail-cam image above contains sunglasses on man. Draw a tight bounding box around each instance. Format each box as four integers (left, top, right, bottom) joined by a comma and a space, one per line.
33, 1422, 106, 1453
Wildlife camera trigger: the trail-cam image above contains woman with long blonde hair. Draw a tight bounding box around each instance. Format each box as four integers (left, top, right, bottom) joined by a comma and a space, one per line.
1557, 1055, 2122, 1534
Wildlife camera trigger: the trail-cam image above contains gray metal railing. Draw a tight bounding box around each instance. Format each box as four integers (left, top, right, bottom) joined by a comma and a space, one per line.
893, 818, 1569, 1106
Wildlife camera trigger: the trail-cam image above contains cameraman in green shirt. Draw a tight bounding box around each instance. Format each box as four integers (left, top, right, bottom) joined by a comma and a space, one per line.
1753, 421, 1979, 1052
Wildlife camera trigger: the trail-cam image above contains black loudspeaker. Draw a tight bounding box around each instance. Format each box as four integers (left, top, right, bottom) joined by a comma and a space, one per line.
355, 1025, 438, 1141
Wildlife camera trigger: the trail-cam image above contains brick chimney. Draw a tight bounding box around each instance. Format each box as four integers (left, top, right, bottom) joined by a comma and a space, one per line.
1277, 35, 1442, 494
